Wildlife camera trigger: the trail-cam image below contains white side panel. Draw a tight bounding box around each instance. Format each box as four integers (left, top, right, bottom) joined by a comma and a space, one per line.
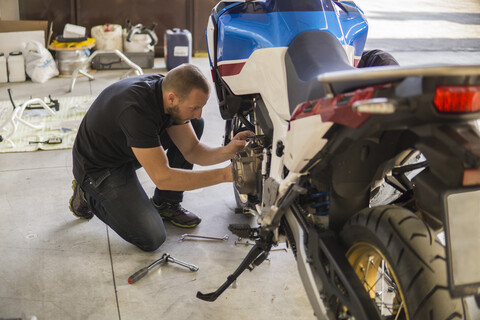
284, 116, 333, 172
222, 47, 291, 121
206, 17, 215, 66
269, 112, 289, 180
342, 44, 355, 66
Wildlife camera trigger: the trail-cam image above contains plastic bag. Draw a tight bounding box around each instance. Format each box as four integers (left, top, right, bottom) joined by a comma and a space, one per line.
22, 40, 59, 83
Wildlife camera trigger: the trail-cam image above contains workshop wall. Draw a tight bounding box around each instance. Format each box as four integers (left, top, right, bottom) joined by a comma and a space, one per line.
18, 0, 218, 56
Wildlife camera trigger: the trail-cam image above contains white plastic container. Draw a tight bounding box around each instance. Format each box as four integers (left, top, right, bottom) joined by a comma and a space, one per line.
7, 51, 26, 82
164, 29, 192, 71
91, 24, 123, 51
0, 53, 7, 83
123, 27, 155, 53
63, 23, 86, 38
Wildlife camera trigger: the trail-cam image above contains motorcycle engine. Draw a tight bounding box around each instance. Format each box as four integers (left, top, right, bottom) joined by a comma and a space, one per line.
232, 136, 267, 196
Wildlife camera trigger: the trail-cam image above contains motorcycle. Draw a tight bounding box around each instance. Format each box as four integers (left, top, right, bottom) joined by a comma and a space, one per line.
197, 0, 480, 319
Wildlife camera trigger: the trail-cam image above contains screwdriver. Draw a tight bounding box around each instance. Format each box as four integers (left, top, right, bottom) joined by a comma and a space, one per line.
29, 137, 63, 145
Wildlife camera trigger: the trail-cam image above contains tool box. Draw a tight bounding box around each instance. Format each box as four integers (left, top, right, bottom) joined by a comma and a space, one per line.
90, 51, 154, 70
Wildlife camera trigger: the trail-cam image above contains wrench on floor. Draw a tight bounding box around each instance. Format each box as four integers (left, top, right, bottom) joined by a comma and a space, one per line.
179, 233, 229, 241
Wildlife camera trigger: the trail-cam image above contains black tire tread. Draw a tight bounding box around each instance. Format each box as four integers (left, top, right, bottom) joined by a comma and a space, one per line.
341, 205, 465, 320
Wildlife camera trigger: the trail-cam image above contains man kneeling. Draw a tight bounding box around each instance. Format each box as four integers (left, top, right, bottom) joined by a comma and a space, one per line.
69, 64, 251, 251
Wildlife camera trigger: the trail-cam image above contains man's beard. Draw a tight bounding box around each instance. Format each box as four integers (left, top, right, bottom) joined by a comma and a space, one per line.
167, 105, 186, 124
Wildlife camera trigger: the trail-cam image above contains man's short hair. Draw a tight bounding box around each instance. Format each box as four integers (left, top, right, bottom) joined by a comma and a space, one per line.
162, 64, 210, 101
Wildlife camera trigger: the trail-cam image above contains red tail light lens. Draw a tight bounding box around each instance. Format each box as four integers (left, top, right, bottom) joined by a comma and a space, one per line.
433, 86, 480, 113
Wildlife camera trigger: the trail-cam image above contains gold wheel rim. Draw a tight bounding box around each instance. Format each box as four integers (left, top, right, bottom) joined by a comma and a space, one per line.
346, 242, 409, 319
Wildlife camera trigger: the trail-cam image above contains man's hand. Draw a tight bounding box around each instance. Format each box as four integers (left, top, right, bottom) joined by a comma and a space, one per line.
225, 131, 254, 157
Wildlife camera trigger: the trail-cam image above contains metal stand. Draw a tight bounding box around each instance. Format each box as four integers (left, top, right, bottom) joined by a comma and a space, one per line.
0, 98, 56, 147
69, 49, 144, 92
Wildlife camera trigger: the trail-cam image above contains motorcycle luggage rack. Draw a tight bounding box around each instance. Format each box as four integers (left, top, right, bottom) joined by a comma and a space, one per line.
317, 64, 480, 100
317, 64, 480, 83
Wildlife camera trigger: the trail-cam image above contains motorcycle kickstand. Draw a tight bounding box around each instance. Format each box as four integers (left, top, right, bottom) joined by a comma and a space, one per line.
196, 241, 271, 302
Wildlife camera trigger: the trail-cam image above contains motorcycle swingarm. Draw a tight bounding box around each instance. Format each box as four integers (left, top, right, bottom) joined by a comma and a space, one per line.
307, 229, 382, 320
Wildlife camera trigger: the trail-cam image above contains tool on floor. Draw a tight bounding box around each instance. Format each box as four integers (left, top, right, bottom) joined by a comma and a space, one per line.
179, 233, 229, 241
29, 137, 63, 145
128, 253, 198, 284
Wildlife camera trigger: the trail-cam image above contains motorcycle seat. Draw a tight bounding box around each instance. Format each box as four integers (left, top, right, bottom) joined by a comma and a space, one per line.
285, 30, 398, 114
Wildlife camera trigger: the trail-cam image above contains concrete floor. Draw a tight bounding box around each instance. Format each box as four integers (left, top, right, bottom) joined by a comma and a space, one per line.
0, 56, 316, 320
1, 0, 480, 319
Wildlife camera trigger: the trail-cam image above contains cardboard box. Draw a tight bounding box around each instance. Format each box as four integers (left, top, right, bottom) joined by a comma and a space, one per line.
0, 20, 51, 56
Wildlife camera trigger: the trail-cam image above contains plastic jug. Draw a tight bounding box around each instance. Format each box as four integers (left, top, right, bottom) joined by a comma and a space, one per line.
0, 53, 7, 83
7, 51, 26, 82
91, 24, 123, 51
164, 29, 192, 71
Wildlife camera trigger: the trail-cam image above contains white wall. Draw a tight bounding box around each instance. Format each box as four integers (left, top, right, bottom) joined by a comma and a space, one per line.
0, 0, 20, 20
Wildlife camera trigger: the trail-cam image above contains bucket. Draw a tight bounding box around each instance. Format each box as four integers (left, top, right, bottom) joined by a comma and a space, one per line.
91, 24, 123, 51
0, 53, 7, 83
7, 51, 26, 82
55, 50, 90, 75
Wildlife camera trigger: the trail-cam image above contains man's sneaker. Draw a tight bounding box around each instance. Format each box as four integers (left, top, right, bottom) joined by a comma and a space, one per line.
69, 180, 94, 219
151, 200, 201, 228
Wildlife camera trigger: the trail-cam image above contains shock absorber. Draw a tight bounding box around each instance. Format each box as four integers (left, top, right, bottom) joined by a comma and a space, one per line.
310, 190, 330, 216
300, 185, 330, 228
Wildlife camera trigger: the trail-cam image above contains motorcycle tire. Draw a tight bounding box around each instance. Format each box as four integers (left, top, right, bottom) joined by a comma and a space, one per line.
340, 205, 465, 320
358, 49, 399, 67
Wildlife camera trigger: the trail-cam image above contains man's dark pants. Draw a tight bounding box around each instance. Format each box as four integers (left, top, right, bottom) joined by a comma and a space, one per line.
80, 118, 204, 251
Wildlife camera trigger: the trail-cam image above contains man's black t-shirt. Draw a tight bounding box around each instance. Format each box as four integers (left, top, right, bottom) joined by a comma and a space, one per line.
72, 74, 174, 184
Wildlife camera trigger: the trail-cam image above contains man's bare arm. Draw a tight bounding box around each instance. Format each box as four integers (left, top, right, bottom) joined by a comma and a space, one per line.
166, 123, 252, 166
132, 146, 232, 191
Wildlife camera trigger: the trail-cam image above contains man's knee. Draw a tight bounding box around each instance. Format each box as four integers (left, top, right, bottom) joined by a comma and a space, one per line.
136, 231, 167, 252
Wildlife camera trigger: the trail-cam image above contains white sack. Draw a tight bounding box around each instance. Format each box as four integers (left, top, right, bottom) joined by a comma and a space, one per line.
22, 40, 59, 83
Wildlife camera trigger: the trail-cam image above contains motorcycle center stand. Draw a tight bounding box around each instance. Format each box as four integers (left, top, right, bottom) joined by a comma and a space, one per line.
196, 224, 273, 301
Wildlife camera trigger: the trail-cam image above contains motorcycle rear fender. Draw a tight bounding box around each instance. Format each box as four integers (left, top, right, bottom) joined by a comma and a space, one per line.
412, 123, 480, 219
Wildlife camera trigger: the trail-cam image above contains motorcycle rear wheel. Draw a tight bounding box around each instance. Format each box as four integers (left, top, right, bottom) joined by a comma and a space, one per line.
341, 205, 465, 320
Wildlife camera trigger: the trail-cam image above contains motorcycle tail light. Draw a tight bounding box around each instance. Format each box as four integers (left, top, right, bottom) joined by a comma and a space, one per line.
433, 86, 480, 113
462, 168, 480, 186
